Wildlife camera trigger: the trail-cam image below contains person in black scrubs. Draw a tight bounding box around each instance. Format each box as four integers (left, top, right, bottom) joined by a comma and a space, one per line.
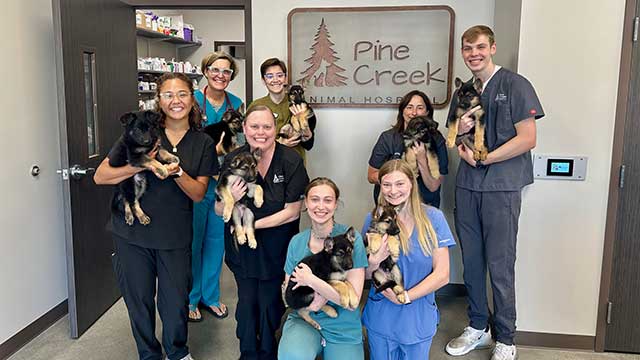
367, 90, 448, 207
94, 73, 218, 360
215, 105, 309, 360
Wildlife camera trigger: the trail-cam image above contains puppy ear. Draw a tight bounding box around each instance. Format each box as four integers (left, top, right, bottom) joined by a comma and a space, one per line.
346, 227, 356, 244
455, 77, 463, 88
323, 237, 335, 252
120, 112, 136, 126
473, 78, 483, 92
252, 148, 262, 161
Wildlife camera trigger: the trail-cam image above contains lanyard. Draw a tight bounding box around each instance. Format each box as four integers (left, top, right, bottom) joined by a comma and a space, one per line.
201, 86, 232, 122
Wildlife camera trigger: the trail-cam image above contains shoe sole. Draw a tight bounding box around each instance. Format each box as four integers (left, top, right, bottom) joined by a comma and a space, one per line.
445, 342, 493, 356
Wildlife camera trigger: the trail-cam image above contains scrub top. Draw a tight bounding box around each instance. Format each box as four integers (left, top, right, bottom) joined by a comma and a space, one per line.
284, 223, 368, 344
108, 128, 218, 249
447, 67, 545, 192
361, 206, 456, 344
223, 143, 309, 280
369, 128, 448, 207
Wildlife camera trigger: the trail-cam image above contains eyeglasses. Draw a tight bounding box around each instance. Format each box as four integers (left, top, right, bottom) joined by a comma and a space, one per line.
207, 66, 234, 77
159, 91, 191, 101
264, 72, 285, 81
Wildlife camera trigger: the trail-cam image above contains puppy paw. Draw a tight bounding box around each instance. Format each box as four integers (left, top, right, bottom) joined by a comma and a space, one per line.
396, 293, 406, 304
222, 209, 232, 223
155, 166, 169, 179
138, 214, 151, 226
248, 237, 257, 249
235, 229, 246, 245
125, 214, 134, 226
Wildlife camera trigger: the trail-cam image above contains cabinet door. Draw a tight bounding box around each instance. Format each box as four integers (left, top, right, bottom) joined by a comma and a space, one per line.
52, 0, 137, 338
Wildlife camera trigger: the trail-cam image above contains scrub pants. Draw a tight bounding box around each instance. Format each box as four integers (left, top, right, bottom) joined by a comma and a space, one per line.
454, 188, 522, 345
189, 179, 225, 311
234, 276, 284, 360
278, 316, 364, 360
367, 331, 433, 360
112, 234, 191, 360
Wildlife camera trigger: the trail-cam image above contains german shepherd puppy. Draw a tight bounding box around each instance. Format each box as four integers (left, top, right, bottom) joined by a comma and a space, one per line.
278, 84, 315, 141
117, 111, 180, 226
284, 228, 359, 330
364, 204, 407, 304
203, 108, 244, 155
402, 115, 442, 179
446, 77, 488, 161
216, 149, 264, 249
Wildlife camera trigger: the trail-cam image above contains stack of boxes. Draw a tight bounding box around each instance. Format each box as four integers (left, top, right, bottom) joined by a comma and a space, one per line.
135, 10, 196, 42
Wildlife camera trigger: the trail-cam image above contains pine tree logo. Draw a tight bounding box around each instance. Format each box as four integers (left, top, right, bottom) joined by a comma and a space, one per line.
298, 18, 348, 87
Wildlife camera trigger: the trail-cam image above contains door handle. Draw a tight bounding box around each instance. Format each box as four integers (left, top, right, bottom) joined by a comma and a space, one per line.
68, 164, 96, 180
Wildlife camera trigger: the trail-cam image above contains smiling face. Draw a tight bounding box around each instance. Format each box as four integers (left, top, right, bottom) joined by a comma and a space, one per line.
462, 34, 496, 76
243, 108, 276, 152
380, 170, 412, 206
158, 78, 194, 123
205, 58, 233, 91
305, 184, 338, 226
402, 95, 429, 125
262, 65, 287, 95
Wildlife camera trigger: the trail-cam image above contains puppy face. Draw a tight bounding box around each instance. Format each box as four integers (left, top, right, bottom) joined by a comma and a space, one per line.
288, 84, 306, 105
222, 109, 244, 135
228, 148, 261, 183
454, 77, 483, 111
403, 115, 439, 148
324, 227, 356, 272
121, 111, 161, 147
371, 204, 400, 236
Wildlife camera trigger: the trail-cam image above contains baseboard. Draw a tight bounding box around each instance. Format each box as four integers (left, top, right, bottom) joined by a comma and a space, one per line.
516, 330, 595, 350
0, 300, 68, 360
436, 283, 467, 297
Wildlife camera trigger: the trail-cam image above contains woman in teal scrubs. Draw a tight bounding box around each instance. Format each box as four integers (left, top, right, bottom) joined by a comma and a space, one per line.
362, 159, 455, 359
189, 51, 244, 321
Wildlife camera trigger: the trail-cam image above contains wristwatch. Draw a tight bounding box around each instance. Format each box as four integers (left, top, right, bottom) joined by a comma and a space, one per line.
404, 290, 412, 305
175, 167, 184, 178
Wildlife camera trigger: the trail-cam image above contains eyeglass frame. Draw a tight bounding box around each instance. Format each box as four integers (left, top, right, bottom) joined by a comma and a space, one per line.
158, 91, 192, 101
263, 72, 286, 81
206, 65, 234, 77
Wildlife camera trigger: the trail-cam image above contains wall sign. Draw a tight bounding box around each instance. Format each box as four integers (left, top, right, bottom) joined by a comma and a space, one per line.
288, 6, 455, 108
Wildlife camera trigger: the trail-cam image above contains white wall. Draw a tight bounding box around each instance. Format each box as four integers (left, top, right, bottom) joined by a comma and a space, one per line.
1, 0, 68, 345
253, 0, 496, 286
516, 0, 625, 336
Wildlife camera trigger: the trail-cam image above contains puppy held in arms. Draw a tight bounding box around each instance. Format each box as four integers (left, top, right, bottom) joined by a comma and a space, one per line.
216, 149, 264, 249
364, 204, 408, 304
116, 111, 180, 226
284, 228, 360, 330
447, 77, 488, 161
278, 84, 316, 141
403, 115, 442, 180
203, 108, 244, 155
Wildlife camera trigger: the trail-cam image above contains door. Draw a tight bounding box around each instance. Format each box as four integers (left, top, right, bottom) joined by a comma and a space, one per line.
605, 1, 640, 353
52, 0, 137, 338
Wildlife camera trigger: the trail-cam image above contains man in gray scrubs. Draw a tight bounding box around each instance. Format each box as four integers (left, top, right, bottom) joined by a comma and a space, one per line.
444, 25, 544, 360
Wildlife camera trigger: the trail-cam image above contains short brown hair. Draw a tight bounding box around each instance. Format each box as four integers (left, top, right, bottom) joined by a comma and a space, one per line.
201, 51, 238, 80
461, 25, 495, 47
260, 58, 287, 78
305, 177, 340, 200
244, 105, 275, 125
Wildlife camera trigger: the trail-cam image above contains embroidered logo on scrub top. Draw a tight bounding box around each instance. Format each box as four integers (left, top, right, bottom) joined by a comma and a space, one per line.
273, 174, 285, 183
273, 112, 279, 119
529, 109, 537, 115
495, 93, 507, 102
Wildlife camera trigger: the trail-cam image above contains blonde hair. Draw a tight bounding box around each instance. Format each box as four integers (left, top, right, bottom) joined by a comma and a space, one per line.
377, 159, 438, 255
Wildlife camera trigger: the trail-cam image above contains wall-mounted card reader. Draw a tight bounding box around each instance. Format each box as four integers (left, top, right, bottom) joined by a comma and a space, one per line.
533, 155, 587, 181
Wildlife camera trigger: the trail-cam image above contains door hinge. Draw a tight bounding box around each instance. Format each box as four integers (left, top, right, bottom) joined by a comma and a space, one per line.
606, 301, 613, 324
619, 165, 626, 188
634, 16, 639, 42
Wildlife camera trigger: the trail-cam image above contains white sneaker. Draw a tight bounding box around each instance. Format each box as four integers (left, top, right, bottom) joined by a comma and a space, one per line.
445, 326, 493, 356
491, 342, 517, 360
166, 355, 195, 360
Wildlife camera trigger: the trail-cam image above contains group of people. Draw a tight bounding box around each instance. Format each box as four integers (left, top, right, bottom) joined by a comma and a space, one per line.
94, 24, 544, 360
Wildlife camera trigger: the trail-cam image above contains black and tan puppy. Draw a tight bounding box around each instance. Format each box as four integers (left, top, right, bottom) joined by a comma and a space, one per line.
117, 111, 180, 226
216, 149, 264, 249
402, 115, 442, 179
447, 77, 488, 161
203, 108, 244, 155
278, 84, 316, 141
364, 204, 407, 304
284, 228, 359, 330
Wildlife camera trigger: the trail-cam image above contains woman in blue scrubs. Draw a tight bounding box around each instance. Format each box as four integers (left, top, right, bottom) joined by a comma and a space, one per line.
362, 159, 456, 359
189, 51, 244, 321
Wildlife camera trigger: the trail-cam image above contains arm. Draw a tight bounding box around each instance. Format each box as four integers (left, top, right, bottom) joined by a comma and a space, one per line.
299, 107, 316, 150
254, 201, 302, 229
459, 118, 537, 167
367, 165, 379, 185
94, 157, 143, 185
413, 143, 443, 192
404, 247, 450, 302
291, 264, 365, 309
172, 166, 209, 202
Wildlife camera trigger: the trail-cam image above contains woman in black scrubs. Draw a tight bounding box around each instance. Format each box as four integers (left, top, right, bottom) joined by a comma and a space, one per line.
215, 105, 309, 360
94, 73, 218, 360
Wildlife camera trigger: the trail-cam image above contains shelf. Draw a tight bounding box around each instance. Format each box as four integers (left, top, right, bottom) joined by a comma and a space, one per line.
136, 27, 202, 47
137, 69, 203, 80
138, 90, 156, 95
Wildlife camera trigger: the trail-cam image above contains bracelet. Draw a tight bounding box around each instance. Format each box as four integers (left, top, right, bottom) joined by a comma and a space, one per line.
404, 290, 411, 304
